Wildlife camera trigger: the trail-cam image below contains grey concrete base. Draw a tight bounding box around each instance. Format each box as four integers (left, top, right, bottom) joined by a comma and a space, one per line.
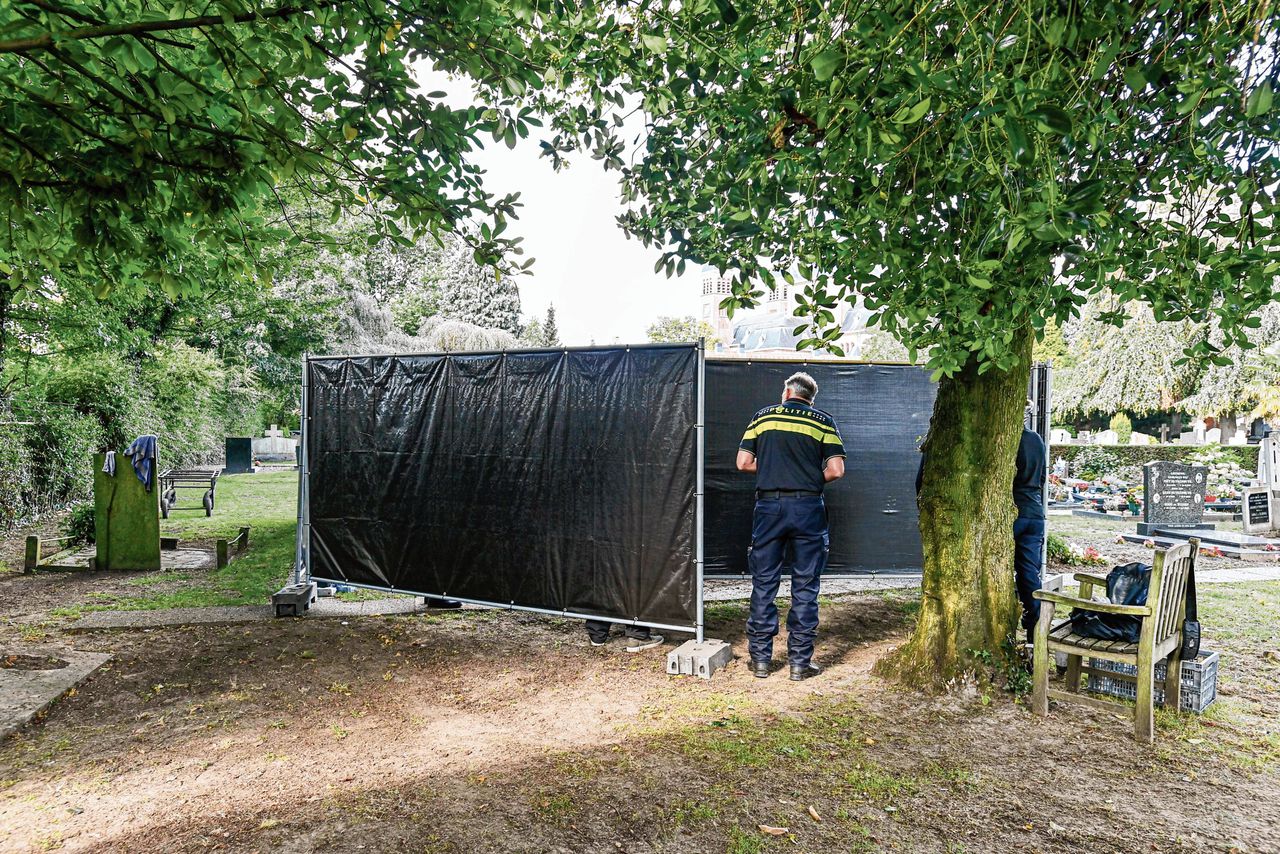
271, 581, 317, 617
1136, 522, 1216, 535
1071, 509, 1135, 521
667, 639, 734, 679
0, 647, 110, 739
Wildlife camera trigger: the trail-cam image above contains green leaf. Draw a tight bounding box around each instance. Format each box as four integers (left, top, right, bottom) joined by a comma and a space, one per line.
1026, 106, 1072, 136
712, 0, 739, 25
891, 97, 931, 124
1005, 120, 1031, 165
1045, 18, 1066, 47
811, 49, 843, 83
1124, 65, 1148, 93
641, 34, 668, 55
1247, 83, 1273, 118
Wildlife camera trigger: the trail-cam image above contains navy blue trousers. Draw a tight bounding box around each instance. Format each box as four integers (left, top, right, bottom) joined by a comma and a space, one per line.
747, 496, 829, 665
1013, 516, 1045, 633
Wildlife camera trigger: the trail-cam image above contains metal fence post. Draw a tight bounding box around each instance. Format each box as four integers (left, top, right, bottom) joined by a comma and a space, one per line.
695, 339, 706, 643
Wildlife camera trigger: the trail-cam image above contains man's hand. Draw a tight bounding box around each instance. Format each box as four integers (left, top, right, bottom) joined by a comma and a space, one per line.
736, 449, 758, 473
823, 456, 845, 483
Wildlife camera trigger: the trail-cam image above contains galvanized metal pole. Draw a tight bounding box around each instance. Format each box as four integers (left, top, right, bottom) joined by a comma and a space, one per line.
292, 355, 311, 586
695, 339, 706, 643
1041, 362, 1053, 574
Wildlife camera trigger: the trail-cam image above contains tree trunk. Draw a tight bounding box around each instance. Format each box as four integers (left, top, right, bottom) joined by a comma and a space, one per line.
880, 325, 1032, 686
1220, 412, 1236, 445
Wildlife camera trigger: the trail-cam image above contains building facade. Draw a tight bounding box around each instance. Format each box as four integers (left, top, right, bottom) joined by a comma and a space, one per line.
699, 268, 892, 359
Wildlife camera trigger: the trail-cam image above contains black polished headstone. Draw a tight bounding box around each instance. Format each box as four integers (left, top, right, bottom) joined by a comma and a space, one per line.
1142, 461, 1208, 528
1243, 486, 1274, 535
224, 437, 254, 474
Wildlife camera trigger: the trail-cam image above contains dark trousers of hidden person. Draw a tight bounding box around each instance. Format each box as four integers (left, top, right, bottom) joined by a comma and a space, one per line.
1013, 516, 1045, 636
747, 493, 829, 667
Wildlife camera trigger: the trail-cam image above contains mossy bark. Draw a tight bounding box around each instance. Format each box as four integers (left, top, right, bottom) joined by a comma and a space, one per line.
881, 326, 1033, 687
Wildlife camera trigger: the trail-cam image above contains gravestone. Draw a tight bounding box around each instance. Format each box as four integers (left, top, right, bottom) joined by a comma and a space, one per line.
1259, 434, 1280, 492
224, 437, 254, 474
252, 422, 297, 462
93, 451, 161, 571
1242, 486, 1275, 535
1137, 461, 1212, 535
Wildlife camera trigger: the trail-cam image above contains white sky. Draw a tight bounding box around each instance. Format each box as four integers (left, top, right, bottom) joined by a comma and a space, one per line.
467, 139, 700, 345
418, 69, 699, 345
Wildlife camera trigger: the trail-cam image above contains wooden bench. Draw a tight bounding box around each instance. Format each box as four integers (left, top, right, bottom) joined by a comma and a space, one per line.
24, 535, 83, 572
1031, 539, 1197, 743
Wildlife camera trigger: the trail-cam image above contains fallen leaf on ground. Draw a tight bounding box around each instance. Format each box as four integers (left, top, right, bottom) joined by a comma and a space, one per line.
758, 824, 788, 835
807, 805, 822, 822
258, 819, 279, 829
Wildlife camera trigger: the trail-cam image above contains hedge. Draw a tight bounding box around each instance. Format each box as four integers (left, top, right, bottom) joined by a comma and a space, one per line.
1049, 443, 1260, 473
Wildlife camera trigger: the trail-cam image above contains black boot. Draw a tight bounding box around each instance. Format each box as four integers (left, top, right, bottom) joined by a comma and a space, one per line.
749, 659, 771, 679
789, 662, 822, 682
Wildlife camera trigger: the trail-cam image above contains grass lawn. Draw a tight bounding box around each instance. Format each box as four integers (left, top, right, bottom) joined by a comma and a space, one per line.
47, 471, 300, 615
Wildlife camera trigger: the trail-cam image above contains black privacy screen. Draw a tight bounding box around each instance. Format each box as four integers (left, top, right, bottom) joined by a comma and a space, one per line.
307, 345, 699, 631
704, 360, 938, 576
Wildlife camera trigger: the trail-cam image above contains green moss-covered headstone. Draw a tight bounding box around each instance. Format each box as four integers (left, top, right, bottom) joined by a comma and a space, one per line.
93, 452, 161, 571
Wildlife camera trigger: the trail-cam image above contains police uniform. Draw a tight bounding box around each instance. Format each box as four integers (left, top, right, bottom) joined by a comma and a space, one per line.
739, 399, 845, 669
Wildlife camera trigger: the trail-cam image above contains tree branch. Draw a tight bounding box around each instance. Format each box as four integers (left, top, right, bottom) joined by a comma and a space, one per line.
0, 2, 342, 54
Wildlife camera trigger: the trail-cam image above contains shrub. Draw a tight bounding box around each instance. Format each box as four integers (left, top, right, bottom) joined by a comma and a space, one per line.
63, 501, 96, 545
43, 353, 145, 450
1046, 533, 1072, 564
138, 342, 234, 467
0, 424, 32, 525
25, 407, 104, 508
1109, 413, 1133, 445
1069, 446, 1121, 480
1049, 443, 1259, 476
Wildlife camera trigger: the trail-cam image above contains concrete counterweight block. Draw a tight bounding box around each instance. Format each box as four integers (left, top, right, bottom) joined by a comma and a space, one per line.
667, 639, 734, 679
272, 582, 317, 617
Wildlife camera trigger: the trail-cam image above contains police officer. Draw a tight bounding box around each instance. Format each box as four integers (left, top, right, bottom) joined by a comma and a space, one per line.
735, 372, 845, 681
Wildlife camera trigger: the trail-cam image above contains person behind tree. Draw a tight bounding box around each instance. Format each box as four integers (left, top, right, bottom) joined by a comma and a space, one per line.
1013, 400, 1048, 643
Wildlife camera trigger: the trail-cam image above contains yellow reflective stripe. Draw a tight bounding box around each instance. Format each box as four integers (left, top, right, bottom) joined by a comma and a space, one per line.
745, 420, 832, 443
747, 413, 839, 441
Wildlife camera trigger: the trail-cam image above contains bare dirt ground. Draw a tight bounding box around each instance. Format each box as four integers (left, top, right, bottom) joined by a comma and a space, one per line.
1, 587, 1277, 854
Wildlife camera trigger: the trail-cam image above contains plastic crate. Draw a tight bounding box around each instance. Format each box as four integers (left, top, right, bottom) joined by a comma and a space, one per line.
1086, 650, 1218, 714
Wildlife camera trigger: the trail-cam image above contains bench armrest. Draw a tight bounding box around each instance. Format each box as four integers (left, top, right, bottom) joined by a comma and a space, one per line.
1073, 572, 1108, 587
1032, 589, 1151, 617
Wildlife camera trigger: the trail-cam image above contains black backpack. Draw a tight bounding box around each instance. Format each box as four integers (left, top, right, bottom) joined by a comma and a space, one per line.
1074, 560, 1201, 657
1073, 562, 1151, 643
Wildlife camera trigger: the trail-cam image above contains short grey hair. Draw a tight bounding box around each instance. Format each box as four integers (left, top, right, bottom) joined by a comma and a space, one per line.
785, 372, 818, 401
